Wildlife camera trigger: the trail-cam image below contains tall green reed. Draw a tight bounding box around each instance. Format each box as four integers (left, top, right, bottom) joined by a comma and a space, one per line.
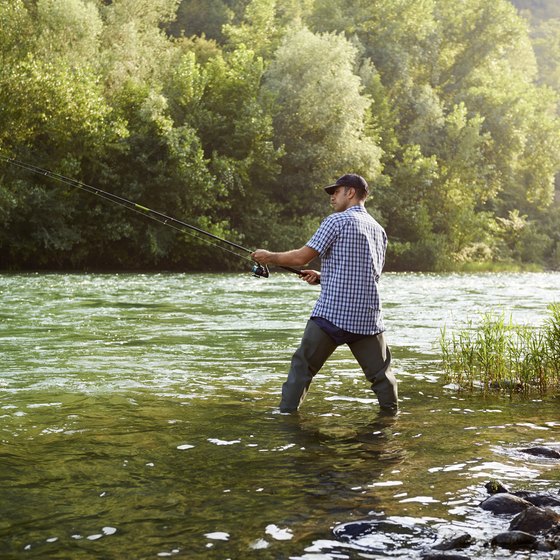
440, 303, 560, 395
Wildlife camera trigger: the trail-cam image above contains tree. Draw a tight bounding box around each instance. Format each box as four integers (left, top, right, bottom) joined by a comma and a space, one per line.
35, 0, 103, 67
532, 18, 560, 91
223, 0, 280, 58
98, 0, 180, 93
168, 0, 234, 42
263, 26, 382, 221
306, 0, 560, 269
165, 45, 282, 248
510, 0, 560, 23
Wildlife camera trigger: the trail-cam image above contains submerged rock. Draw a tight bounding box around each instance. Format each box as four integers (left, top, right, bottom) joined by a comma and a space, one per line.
432, 533, 474, 550
480, 493, 533, 514
332, 520, 378, 542
520, 446, 560, 459
509, 506, 560, 534
491, 530, 537, 549
332, 517, 429, 544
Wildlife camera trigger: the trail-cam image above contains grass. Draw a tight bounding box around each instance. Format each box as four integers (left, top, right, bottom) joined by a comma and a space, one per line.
440, 303, 560, 395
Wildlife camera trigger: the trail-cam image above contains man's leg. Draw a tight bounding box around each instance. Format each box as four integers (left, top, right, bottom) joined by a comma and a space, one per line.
279, 320, 337, 412
348, 332, 398, 414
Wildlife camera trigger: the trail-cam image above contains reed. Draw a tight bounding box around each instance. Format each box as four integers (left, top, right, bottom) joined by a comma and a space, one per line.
440, 303, 560, 395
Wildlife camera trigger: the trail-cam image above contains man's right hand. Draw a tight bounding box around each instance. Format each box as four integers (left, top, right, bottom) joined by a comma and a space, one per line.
300, 270, 320, 285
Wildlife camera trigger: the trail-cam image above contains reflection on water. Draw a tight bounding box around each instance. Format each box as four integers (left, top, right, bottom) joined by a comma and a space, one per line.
0, 272, 559, 559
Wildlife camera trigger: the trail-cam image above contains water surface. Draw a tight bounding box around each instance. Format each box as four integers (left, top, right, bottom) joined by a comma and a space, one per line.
1, 272, 559, 559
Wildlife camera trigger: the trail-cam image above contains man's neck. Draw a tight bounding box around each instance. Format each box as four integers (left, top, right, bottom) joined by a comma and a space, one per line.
342, 201, 364, 211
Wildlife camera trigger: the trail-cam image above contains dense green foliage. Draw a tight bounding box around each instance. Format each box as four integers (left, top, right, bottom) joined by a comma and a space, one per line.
1, 0, 560, 271
441, 303, 560, 395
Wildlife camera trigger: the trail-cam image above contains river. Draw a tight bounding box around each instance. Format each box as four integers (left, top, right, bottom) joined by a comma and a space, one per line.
1, 271, 559, 559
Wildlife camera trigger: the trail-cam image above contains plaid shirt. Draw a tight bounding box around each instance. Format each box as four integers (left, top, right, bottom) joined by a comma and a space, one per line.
306, 205, 387, 335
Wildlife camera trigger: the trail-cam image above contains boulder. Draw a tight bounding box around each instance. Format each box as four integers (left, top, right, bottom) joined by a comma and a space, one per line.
491, 530, 537, 549
509, 506, 560, 534
524, 494, 560, 508
484, 479, 560, 507
480, 493, 533, 514
520, 446, 560, 459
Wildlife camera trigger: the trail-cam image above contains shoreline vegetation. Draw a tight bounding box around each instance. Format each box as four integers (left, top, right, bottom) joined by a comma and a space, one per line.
440, 302, 560, 395
1, 0, 560, 273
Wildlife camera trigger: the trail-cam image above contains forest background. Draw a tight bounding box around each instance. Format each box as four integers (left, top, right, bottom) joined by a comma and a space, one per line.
1, 0, 560, 272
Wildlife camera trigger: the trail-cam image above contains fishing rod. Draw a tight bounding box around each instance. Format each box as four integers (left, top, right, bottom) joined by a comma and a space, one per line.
0, 155, 302, 278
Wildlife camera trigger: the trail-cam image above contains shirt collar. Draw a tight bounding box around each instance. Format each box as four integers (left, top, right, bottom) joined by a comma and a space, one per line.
344, 205, 366, 214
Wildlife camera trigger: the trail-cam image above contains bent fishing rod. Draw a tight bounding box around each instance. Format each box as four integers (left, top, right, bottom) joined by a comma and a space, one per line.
0, 155, 302, 278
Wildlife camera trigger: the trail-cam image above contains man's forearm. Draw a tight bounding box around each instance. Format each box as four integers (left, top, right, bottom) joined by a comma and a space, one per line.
270, 249, 310, 267
252, 246, 319, 267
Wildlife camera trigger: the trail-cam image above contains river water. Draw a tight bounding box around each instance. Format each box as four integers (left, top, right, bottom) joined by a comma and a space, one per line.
1, 271, 559, 559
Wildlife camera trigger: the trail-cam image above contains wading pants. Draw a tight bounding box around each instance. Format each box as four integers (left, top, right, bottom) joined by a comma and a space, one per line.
279, 320, 398, 414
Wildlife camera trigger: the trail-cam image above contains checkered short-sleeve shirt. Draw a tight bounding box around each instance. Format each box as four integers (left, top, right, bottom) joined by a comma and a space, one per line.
306, 205, 387, 335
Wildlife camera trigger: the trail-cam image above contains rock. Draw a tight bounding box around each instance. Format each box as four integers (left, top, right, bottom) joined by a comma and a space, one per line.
543, 524, 560, 551
491, 530, 537, 549
509, 506, 560, 534
485, 480, 510, 494
520, 446, 560, 459
484, 480, 560, 506
332, 520, 377, 542
432, 533, 474, 550
332, 517, 429, 544
537, 541, 557, 553
480, 493, 533, 514
524, 493, 560, 508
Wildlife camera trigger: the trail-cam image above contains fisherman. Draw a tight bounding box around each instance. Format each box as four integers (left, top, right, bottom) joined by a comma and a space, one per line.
252, 174, 398, 415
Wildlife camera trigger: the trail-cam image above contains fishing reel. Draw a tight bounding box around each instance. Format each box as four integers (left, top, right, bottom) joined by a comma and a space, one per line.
251, 262, 269, 278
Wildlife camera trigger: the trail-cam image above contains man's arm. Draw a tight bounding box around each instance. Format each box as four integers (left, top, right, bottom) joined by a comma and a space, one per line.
251, 245, 319, 267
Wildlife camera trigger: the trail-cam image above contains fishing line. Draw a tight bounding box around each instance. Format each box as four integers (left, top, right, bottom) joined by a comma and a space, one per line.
0, 155, 301, 277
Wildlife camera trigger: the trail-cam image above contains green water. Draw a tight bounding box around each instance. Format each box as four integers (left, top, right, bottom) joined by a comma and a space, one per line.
1, 272, 559, 559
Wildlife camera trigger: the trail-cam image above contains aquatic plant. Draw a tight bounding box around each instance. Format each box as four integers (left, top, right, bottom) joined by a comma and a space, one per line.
440, 303, 560, 395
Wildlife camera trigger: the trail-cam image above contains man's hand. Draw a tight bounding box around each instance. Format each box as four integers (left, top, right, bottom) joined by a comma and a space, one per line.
251, 249, 275, 264
300, 269, 320, 285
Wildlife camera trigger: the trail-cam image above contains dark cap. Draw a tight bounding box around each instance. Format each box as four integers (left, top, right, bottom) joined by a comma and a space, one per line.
324, 174, 369, 195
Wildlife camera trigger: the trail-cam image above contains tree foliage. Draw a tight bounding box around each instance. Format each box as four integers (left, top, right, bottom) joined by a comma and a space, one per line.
1, 0, 559, 271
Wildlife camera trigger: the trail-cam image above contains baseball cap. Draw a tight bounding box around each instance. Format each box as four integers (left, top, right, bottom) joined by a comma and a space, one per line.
324, 174, 369, 195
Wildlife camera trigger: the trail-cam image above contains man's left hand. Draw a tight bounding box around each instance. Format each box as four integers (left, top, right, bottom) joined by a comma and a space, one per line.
300, 269, 320, 285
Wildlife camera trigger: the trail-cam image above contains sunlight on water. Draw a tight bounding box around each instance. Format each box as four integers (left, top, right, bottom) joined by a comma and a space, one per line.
1, 272, 559, 559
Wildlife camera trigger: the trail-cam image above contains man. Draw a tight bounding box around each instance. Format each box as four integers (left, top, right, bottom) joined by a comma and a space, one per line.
252, 173, 398, 415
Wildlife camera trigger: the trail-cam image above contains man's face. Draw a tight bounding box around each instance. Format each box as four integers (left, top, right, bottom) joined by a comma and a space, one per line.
330, 186, 352, 212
